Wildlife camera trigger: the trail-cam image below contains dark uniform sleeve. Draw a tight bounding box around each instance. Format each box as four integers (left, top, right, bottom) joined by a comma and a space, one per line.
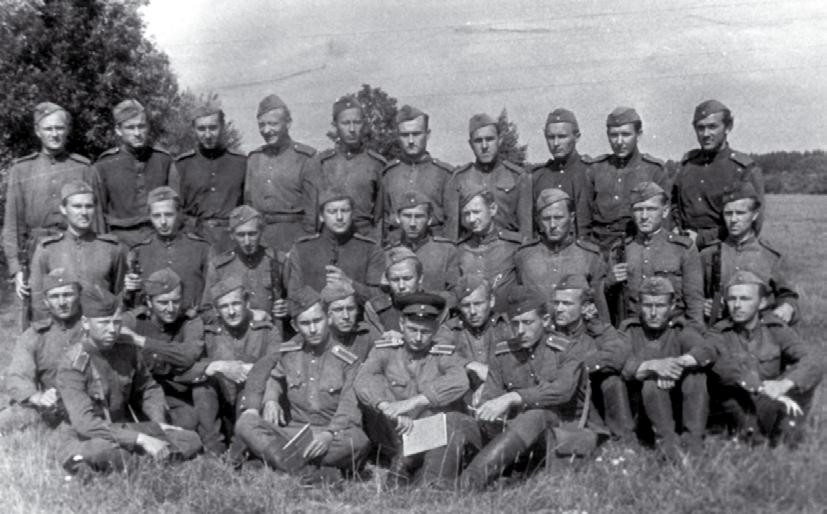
419, 354, 470, 407
135, 356, 167, 423
681, 244, 705, 324
353, 350, 393, 410
442, 172, 461, 241
4, 329, 41, 402
770, 253, 799, 320
285, 244, 303, 299
28, 243, 48, 318
747, 164, 765, 236
301, 156, 321, 234
678, 325, 717, 368
774, 325, 823, 393
352, 243, 385, 302
2, 163, 24, 276
142, 318, 205, 370
585, 326, 631, 375
240, 351, 280, 411
516, 171, 533, 241
515, 352, 584, 409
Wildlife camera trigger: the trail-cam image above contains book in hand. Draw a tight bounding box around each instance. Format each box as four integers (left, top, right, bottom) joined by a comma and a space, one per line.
280, 423, 313, 473
402, 413, 448, 457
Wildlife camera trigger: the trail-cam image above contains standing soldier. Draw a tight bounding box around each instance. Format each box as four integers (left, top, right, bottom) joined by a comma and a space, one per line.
176, 105, 246, 253
3, 102, 104, 329
444, 113, 532, 241
309, 95, 386, 238
244, 94, 317, 253
94, 99, 179, 248
672, 100, 765, 250
530, 109, 592, 237
382, 105, 452, 241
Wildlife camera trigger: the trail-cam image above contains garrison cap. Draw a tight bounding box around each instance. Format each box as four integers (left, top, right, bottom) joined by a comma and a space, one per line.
629, 181, 667, 206
113, 99, 145, 125
535, 188, 571, 212
606, 106, 641, 127
289, 286, 321, 318
468, 113, 497, 136
395, 105, 427, 125
332, 95, 362, 120
192, 103, 224, 121
385, 246, 419, 270
693, 99, 730, 124
454, 276, 490, 302
146, 186, 179, 207
317, 186, 353, 208
320, 281, 356, 305
143, 268, 181, 297
506, 286, 546, 318
726, 270, 767, 290
459, 185, 494, 209
398, 190, 431, 211
229, 205, 262, 231
722, 181, 761, 208
397, 292, 446, 319
639, 276, 675, 296
80, 284, 120, 318
33, 102, 67, 125
556, 274, 590, 291
60, 180, 94, 202
210, 275, 244, 303
545, 108, 579, 132
43, 267, 80, 293
257, 94, 288, 118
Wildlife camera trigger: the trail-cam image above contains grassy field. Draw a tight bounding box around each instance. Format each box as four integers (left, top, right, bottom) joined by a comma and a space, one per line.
0, 194, 825, 514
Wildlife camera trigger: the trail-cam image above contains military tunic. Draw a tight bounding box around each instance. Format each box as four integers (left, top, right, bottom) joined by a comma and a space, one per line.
385, 233, 458, 291
202, 245, 284, 315
530, 151, 592, 237
457, 228, 520, 308
382, 153, 452, 236
364, 293, 402, 334
131, 232, 210, 311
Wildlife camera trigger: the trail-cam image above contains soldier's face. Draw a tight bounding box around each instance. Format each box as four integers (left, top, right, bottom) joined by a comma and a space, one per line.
723, 198, 759, 239
232, 218, 262, 256
694, 112, 730, 152
149, 286, 183, 324
258, 108, 291, 146
607, 123, 640, 159
194, 113, 223, 150
459, 284, 494, 328
397, 116, 429, 158
469, 125, 500, 164
335, 108, 365, 148
150, 200, 180, 237
397, 204, 430, 240
552, 289, 584, 329
116, 112, 149, 150
320, 199, 353, 235
400, 316, 438, 352
44, 284, 79, 320
35, 111, 69, 154
461, 196, 496, 235
387, 261, 421, 296
216, 288, 248, 327
296, 303, 329, 347
726, 284, 766, 325
632, 195, 668, 235
538, 201, 573, 242
544, 122, 578, 160
84, 314, 124, 349
327, 296, 358, 334
60, 193, 96, 232
510, 309, 549, 348
640, 293, 674, 330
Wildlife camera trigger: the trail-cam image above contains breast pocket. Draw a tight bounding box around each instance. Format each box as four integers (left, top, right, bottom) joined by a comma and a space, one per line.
756, 347, 782, 377
320, 370, 344, 396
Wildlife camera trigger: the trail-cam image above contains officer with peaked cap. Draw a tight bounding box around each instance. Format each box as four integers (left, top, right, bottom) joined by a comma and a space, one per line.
94, 98, 180, 248
671, 99, 765, 250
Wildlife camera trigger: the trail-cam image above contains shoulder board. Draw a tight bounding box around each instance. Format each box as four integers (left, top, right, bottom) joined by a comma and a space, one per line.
432, 158, 453, 172
214, 250, 237, 268
353, 233, 378, 244
98, 147, 121, 160
497, 230, 523, 244
130, 235, 153, 249
452, 162, 474, 175
250, 319, 274, 330
295, 233, 321, 244
457, 233, 472, 245
518, 238, 541, 249
185, 232, 208, 243
575, 238, 601, 254
13, 152, 38, 164
331, 344, 358, 365
366, 149, 387, 164
578, 153, 593, 164
681, 149, 701, 164
757, 238, 781, 257
666, 232, 693, 248
68, 345, 90, 372
319, 148, 337, 162
225, 147, 246, 157
262, 246, 276, 260
278, 338, 304, 352
590, 154, 611, 163
41, 233, 65, 246
369, 294, 393, 312
374, 338, 404, 349
203, 324, 223, 334
429, 343, 456, 356
292, 142, 316, 157
247, 145, 266, 156
641, 153, 664, 166
175, 149, 196, 161
728, 151, 754, 168
528, 162, 546, 173
761, 313, 787, 328
494, 340, 517, 356
545, 334, 571, 352
711, 319, 734, 332
31, 318, 53, 332
97, 233, 121, 245
502, 160, 525, 174
618, 318, 642, 331
68, 153, 91, 165
431, 235, 455, 244
381, 159, 402, 175
151, 145, 171, 156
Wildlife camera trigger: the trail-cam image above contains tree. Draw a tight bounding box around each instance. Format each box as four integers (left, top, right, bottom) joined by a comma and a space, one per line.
495, 108, 528, 165
326, 84, 400, 160
158, 90, 242, 156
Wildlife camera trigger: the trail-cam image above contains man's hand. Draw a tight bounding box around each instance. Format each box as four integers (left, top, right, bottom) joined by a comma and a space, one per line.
324, 266, 353, 287
772, 303, 795, 324
14, 271, 30, 299
466, 361, 489, 383
759, 378, 794, 400
263, 400, 286, 426
683, 228, 698, 245
675, 354, 698, 369
271, 299, 288, 319
378, 396, 428, 419
303, 431, 334, 460
581, 301, 598, 321
28, 388, 58, 408
379, 330, 404, 347
159, 423, 183, 432
136, 433, 170, 461
118, 326, 146, 348
206, 361, 252, 383
250, 309, 269, 322
641, 358, 684, 380
395, 415, 414, 436
776, 395, 804, 417
476, 393, 520, 422
611, 263, 628, 283
703, 299, 713, 318
657, 378, 676, 390
124, 273, 142, 292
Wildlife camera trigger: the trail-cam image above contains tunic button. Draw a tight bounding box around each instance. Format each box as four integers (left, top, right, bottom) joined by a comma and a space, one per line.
210, 187, 216, 191
614, 195, 619, 200
309, 377, 314, 381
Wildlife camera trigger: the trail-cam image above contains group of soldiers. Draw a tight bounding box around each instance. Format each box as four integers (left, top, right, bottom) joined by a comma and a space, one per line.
0, 92, 822, 489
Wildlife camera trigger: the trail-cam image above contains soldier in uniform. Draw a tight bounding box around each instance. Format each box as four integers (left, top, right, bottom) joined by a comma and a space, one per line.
285, 188, 385, 302
710, 271, 822, 447
94, 99, 180, 248
57, 286, 201, 478
461, 286, 586, 490
354, 292, 480, 488
515, 188, 609, 320
700, 181, 798, 325
3, 102, 104, 328
244, 94, 317, 253
321, 281, 377, 362
176, 104, 246, 253
308, 95, 386, 238
609, 182, 704, 325
620, 277, 716, 459
125, 186, 211, 313
584, 107, 669, 250
29, 180, 126, 320
235, 287, 370, 485
444, 113, 532, 241
364, 246, 424, 334
672, 100, 765, 250
382, 105, 452, 241
0, 269, 82, 433
385, 190, 458, 291
530, 109, 592, 238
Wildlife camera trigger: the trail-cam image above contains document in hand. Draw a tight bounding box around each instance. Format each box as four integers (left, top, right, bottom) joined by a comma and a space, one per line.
402, 413, 448, 457
280, 423, 313, 472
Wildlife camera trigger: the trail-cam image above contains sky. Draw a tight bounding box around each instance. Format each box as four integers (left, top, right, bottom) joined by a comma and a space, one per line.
141, 0, 827, 163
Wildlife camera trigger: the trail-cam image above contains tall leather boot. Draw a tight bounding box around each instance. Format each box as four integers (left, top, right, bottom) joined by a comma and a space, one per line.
460, 430, 527, 491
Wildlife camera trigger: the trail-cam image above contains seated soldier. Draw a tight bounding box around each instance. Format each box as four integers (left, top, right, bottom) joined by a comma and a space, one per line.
0, 269, 82, 434
710, 271, 823, 448
620, 277, 716, 460
354, 292, 480, 489
57, 286, 201, 479
364, 246, 424, 333
461, 286, 586, 491
235, 287, 370, 486
321, 281, 376, 362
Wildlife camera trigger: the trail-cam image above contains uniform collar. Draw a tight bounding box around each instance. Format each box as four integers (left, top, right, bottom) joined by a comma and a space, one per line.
337, 142, 365, 158
65, 227, 96, 242
475, 156, 501, 173
262, 136, 292, 155
545, 150, 578, 171
471, 225, 498, 245
198, 146, 226, 159
39, 149, 68, 163
726, 230, 757, 250
236, 246, 266, 267
122, 143, 152, 161
635, 228, 664, 245
399, 232, 431, 252
697, 142, 729, 163
541, 233, 574, 252
610, 148, 640, 169
556, 320, 585, 338
400, 152, 431, 166
321, 226, 355, 245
